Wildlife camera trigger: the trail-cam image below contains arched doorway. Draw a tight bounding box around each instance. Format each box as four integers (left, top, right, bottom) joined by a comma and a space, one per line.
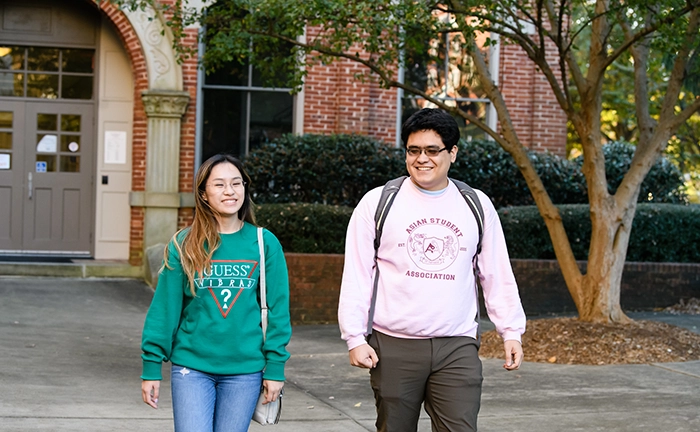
0, 0, 99, 255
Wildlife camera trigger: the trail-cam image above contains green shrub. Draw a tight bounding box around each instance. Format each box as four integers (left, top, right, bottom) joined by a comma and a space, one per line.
572, 141, 687, 203
258, 201, 700, 263
449, 140, 587, 207
255, 203, 353, 254
499, 203, 700, 262
449, 139, 531, 207
245, 135, 686, 209
627, 204, 700, 262
498, 205, 590, 260
245, 134, 404, 207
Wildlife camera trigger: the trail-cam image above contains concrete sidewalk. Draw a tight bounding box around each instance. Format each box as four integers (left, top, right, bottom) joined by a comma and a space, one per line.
1, 277, 699, 431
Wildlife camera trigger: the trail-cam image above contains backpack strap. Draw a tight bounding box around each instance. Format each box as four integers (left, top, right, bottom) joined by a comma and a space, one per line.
366, 176, 407, 335
367, 176, 485, 338
449, 178, 485, 341
449, 178, 484, 255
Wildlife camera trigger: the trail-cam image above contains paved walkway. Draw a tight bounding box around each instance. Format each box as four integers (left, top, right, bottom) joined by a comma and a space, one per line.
1, 277, 698, 431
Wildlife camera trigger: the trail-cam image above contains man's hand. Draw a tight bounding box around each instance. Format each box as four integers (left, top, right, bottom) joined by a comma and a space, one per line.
503, 340, 523, 371
349, 343, 379, 369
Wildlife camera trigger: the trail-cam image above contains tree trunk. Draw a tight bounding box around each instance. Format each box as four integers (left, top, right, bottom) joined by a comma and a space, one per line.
574, 197, 637, 323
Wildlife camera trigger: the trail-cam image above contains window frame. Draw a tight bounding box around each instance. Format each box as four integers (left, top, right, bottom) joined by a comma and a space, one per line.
396, 26, 500, 146
194, 31, 300, 168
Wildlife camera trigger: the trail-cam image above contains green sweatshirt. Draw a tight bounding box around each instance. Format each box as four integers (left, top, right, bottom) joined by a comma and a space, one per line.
141, 223, 291, 381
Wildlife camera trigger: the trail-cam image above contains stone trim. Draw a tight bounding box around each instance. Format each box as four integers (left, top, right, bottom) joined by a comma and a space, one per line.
142, 90, 190, 118
130, 191, 195, 208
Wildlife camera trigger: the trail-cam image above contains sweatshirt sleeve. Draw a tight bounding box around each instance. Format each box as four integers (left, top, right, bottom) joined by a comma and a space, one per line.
261, 229, 292, 381
476, 191, 527, 342
140, 238, 186, 380
337, 189, 380, 351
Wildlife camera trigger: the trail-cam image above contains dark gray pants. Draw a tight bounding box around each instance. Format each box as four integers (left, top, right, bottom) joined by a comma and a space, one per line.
367, 331, 482, 432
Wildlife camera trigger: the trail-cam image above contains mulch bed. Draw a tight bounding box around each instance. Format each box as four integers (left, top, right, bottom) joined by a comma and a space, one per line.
479, 298, 700, 365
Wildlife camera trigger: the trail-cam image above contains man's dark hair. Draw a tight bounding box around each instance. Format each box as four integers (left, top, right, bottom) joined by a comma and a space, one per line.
401, 108, 460, 150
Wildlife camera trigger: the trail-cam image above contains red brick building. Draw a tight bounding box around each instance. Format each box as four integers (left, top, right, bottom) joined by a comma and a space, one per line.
0, 0, 566, 276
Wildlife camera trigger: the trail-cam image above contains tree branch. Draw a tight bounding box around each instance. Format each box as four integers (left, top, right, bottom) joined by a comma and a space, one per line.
602, 1, 700, 71
619, 8, 656, 144
616, 7, 700, 207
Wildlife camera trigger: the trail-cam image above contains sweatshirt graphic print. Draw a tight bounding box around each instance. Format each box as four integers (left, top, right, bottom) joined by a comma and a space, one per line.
197, 260, 258, 318
404, 216, 465, 280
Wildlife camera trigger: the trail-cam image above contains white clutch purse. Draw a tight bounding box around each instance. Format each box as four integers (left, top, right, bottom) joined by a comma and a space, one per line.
252, 388, 282, 425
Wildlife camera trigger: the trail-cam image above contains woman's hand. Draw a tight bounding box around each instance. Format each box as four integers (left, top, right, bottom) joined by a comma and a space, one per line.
261, 380, 284, 404
142, 380, 160, 409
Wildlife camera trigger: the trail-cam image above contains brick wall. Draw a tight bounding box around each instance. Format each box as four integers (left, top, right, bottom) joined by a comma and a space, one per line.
177, 26, 199, 230
285, 254, 700, 324
286, 253, 345, 324
499, 40, 568, 156
303, 26, 397, 144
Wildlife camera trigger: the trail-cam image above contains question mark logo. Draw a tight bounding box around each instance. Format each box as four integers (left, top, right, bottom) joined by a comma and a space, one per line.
222, 289, 232, 309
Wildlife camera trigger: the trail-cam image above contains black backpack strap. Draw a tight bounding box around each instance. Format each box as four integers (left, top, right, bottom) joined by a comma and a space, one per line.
450, 178, 485, 341
367, 176, 407, 336
449, 178, 484, 254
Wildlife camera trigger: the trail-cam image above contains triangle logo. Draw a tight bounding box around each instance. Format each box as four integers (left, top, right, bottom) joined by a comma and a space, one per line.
208, 287, 243, 318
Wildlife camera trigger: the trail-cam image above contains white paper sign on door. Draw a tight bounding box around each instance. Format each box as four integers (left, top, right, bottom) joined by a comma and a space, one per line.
36, 134, 57, 152
104, 131, 127, 164
0, 153, 10, 169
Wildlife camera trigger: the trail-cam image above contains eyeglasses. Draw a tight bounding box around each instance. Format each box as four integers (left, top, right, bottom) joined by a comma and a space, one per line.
206, 181, 246, 192
406, 146, 449, 157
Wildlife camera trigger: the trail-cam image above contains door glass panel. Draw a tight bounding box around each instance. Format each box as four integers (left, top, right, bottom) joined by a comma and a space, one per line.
60, 155, 80, 172
37, 114, 58, 131
0, 132, 11, 150
61, 135, 80, 152
0, 46, 24, 70
36, 154, 56, 172
62, 49, 94, 73
61, 75, 93, 100
0, 111, 12, 128
61, 114, 81, 132
36, 134, 58, 153
27, 74, 58, 99
0, 72, 23, 96
27, 48, 59, 71
0, 153, 11, 169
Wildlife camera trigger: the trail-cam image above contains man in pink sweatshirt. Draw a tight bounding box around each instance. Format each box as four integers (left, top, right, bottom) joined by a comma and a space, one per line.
338, 108, 526, 432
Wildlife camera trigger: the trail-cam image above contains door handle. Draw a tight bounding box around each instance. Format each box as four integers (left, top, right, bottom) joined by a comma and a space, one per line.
28, 172, 32, 200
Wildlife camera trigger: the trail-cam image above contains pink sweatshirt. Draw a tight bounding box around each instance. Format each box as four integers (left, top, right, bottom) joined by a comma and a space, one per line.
338, 178, 526, 351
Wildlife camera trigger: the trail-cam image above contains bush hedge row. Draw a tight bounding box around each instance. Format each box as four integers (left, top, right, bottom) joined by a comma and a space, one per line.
257, 202, 700, 263
245, 134, 404, 207
245, 134, 687, 208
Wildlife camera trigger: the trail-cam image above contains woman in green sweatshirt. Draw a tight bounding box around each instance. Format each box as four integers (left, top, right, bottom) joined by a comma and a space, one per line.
140, 154, 291, 432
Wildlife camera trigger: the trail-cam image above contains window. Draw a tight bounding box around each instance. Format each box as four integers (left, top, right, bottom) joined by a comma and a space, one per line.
0, 46, 94, 100
199, 56, 294, 162
401, 12, 496, 141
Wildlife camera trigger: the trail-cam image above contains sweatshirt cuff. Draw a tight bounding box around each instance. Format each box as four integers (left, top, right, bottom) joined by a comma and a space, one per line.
347, 335, 368, 351
263, 361, 286, 381
500, 330, 523, 343
141, 360, 163, 381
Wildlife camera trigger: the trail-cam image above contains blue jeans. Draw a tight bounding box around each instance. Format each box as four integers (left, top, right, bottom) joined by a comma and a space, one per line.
171, 364, 262, 432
